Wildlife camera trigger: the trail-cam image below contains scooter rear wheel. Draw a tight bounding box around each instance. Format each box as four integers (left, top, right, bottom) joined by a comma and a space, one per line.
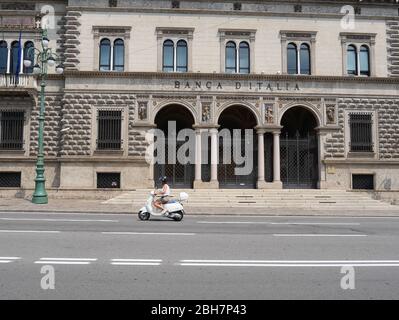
138, 211, 150, 221
173, 211, 184, 222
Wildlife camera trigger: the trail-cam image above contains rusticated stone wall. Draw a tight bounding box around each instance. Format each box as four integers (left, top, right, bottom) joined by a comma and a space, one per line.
63, 11, 81, 70
60, 93, 147, 157
387, 20, 399, 77
30, 94, 63, 157
324, 98, 399, 159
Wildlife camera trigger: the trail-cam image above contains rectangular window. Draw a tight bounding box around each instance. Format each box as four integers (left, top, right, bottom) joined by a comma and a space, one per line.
0, 172, 21, 188
97, 172, 121, 188
352, 174, 374, 190
97, 110, 122, 150
349, 113, 373, 152
0, 111, 24, 150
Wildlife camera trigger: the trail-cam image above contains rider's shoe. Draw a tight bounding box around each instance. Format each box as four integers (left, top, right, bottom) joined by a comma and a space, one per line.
161, 209, 169, 216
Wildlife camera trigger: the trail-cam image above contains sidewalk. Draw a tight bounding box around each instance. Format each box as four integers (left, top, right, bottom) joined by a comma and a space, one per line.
0, 197, 399, 216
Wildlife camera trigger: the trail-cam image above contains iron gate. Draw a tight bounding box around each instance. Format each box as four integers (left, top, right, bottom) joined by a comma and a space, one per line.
280, 132, 318, 189
154, 140, 195, 188
218, 135, 257, 189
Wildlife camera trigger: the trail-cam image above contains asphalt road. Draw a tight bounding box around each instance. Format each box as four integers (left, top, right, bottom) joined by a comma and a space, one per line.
0, 211, 399, 300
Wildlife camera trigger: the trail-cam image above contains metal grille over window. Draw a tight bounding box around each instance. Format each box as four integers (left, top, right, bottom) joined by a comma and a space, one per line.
0, 111, 24, 150
352, 174, 374, 190
97, 172, 120, 189
234, 2, 242, 10
349, 113, 373, 152
172, 1, 180, 8
97, 110, 122, 150
0, 172, 21, 188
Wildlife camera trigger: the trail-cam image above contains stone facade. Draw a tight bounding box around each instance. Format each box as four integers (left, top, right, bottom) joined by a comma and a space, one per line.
0, 0, 399, 198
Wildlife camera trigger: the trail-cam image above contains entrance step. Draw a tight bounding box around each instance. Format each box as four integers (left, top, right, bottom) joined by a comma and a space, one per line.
103, 189, 397, 211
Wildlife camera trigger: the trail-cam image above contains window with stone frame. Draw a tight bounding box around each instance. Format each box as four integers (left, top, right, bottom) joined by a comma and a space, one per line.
93, 26, 131, 72
0, 110, 25, 150
280, 31, 316, 75
349, 112, 374, 152
340, 33, 376, 77
156, 27, 194, 72
96, 109, 123, 150
162, 39, 188, 72
219, 29, 256, 74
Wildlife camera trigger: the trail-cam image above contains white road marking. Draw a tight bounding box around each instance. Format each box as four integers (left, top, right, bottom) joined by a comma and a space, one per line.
273, 234, 367, 237
34, 261, 91, 265
0, 261, 12, 263
39, 258, 98, 261
111, 259, 162, 262
34, 257, 97, 265
179, 260, 399, 267
0, 218, 118, 222
102, 232, 195, 236
111, 262, 161, 266
0, 230, 61, 234
180, 263, 399, 267
0, 257, 21, 260
181, 260, 399, 264
197, 221, 360, 226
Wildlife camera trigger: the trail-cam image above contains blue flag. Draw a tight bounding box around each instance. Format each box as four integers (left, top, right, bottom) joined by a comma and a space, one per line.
15, 30, 22, 84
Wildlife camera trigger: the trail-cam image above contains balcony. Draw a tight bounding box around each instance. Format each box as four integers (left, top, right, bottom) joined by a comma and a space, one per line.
0, 74, 37, 90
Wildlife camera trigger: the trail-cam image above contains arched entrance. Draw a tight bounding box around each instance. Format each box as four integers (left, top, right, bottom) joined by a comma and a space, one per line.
217, 105, 258, 189
154, 104, 195, 188
280, 106, 319, 189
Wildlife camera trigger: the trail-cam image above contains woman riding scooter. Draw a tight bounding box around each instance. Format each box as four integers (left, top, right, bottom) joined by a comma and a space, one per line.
153, 176, 171, 215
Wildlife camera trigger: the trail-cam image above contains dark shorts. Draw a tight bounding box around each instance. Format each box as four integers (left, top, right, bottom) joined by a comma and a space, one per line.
160, 196, 170, 204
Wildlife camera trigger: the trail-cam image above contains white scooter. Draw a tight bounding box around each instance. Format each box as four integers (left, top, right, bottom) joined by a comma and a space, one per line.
138, 191, 189, 221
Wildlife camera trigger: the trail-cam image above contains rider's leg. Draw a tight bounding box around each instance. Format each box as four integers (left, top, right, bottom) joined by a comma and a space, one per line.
153, 200, 163, 211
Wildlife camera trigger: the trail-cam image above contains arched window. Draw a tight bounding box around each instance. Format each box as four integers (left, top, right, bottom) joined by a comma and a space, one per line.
239, 42, 250, 74
360, 45, 370, 76
163, 40, 174, 72
225, 41, 237, 73
300, 43, 311, 75
23, 41, 34, 74
347, 45, 357, 75
0, 41, 7, 74
176, 40, 188, 72
10, 41, 20, 75
99, 39, 111, 71
287, 43, 298, 75
113, 39, 124, 71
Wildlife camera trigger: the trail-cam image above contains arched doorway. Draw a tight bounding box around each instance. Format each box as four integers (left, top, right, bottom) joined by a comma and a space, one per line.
280, 106, 319, 189
217, 105, 258, 189
154, 104, 195, 188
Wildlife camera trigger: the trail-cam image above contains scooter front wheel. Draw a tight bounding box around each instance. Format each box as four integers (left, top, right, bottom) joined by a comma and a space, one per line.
138, 211, 150, 221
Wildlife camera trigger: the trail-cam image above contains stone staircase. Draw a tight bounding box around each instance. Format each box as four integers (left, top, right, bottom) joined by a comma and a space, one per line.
103, 189, 396, 211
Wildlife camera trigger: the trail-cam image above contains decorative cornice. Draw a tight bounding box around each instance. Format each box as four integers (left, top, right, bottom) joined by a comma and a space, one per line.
324, 159, 399, 165
65, 5, 399, 21
63, 71, 399, 84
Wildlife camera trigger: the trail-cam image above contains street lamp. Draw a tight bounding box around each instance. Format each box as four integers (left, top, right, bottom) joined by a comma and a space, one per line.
25, 25, 64, 204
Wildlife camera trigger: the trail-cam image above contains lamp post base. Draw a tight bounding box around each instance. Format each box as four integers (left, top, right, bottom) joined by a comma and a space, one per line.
32, 180, 48, 204
32, 194, 48, 204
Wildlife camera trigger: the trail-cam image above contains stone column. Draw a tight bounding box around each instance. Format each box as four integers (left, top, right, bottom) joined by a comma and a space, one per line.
210, 128, 219, 188
273, 131, 282, 185
257, 129, 268, 189
194, 129, 202, 183
317, 131, 327, 189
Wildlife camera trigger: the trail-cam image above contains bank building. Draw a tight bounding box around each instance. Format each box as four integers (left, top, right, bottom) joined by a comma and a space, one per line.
0, 0, 399, 203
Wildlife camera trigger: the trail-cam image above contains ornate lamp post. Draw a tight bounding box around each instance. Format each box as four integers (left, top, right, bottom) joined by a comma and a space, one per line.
24, 24, 64, 204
